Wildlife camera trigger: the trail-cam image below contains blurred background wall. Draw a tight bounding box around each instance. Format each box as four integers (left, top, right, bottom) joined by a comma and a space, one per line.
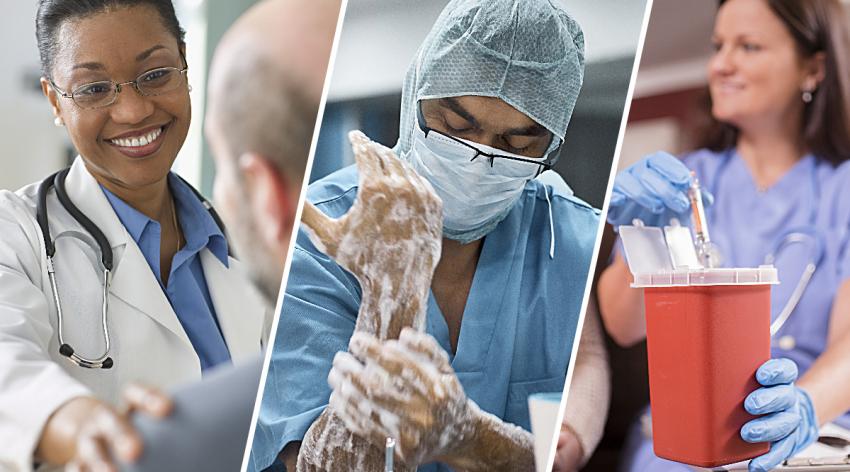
616, 0, 716, 172
0, 0, 262, 195
313, 0, 649, 210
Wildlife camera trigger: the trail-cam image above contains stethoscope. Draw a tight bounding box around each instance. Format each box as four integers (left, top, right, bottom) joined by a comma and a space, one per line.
35, 167, 228, 369
711, 150, 826, 338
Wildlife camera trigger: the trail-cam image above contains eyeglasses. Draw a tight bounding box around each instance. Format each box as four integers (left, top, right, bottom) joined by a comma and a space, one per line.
421, 125, 553, 173
49, 65, 189, 110
415, 103, 557, 175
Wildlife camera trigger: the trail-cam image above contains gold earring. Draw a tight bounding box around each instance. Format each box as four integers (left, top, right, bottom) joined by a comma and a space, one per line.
54, 117, 64, 127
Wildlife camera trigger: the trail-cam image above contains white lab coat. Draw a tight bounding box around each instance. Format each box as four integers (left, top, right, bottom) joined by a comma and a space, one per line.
0, 158, 270, 471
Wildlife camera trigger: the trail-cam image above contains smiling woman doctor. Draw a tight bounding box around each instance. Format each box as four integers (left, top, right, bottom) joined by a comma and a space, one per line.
0, 1, 267, 470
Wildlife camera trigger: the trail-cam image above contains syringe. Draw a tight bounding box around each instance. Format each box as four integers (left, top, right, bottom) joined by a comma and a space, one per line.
688, 172, 718, 268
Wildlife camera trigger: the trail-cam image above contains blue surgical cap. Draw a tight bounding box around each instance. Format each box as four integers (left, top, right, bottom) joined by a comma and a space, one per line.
394, 0, 585, 159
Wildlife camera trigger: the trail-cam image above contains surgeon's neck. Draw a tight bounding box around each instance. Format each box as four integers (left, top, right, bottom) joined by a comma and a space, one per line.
436, 237, 483, 281
737, 116, 806, 190
432, 237, 484, 353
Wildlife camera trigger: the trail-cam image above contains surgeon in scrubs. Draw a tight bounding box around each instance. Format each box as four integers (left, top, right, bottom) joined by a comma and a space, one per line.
248, 0, 599, 470
599, 0, 850, 471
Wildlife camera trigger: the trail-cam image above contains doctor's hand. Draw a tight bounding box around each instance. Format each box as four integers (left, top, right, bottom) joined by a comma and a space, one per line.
607, 151, 712, 229
328, 329, 474, 465
69, 384, 173, 471
300, 130, 442, 296
328, 328, 535, 470
741, 358, 819, 472
37, 383, 172, 471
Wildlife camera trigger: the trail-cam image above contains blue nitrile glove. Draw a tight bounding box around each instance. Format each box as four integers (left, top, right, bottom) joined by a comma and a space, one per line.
741, 358, 819, 472
607, 151, 713, 228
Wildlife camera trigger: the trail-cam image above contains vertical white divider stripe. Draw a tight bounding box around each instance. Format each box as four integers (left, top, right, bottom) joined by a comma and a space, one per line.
239, 1, 350, 469
542, 1, 655, 470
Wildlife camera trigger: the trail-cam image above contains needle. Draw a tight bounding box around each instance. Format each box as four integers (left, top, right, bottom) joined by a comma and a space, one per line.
386, 437, 395, 472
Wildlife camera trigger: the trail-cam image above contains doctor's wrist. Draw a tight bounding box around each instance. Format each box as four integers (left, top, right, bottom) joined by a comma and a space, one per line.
430, 399, 482, 466
436, 401, 534, 471
35, 396, 101, 465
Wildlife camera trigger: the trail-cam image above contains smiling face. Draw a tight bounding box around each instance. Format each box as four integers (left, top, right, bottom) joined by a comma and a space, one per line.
41, 5, 191, 195
419, 96, 553, 158
707, 0, 822, 133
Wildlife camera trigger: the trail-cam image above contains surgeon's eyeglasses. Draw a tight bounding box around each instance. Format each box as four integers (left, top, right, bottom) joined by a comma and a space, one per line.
419, 124, 554, 174
49, 61, 189, 110
416, 105, 558, 175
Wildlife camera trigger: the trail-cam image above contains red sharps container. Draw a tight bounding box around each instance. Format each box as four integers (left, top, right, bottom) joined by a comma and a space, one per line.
621, 225, 778, 467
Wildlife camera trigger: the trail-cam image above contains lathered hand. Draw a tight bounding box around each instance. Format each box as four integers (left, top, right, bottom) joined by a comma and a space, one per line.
297, 131, 443, 471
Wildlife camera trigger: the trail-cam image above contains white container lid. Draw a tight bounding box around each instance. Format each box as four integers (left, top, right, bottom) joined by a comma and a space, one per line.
632, 265, 779, 288
618, 222, 779, 287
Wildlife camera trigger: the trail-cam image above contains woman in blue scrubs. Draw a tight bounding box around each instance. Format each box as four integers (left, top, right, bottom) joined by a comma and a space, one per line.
600, 0, 850, 471
248, 0, 599, 470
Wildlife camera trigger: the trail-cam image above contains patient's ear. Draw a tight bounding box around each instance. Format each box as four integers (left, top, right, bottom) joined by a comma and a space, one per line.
237, 153, 298, 248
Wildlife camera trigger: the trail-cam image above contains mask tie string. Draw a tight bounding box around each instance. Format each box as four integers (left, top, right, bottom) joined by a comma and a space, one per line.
544, 186, 555, 259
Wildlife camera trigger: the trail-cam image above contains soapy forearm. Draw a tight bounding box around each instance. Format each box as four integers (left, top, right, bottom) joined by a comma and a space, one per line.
438, 403, 535, 472
354, 268, 431, 338
298, 410, 415, 471
329, 329, 536, 469
296, 131, 441, 470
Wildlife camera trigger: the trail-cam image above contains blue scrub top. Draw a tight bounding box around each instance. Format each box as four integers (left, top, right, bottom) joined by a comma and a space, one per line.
249, 165, 599, 471
101, 174, 232, 372
622, 149, 850, 471
685, 150, 850, 377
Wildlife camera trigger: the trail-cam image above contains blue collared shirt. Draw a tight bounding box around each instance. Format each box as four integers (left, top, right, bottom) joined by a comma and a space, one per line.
101, 174, 232, 372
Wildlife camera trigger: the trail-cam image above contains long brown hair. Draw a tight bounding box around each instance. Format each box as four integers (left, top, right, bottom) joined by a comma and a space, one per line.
697, 0, 850, 165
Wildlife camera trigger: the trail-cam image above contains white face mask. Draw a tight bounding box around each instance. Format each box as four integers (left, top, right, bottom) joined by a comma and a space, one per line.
405, 124, 544, 244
